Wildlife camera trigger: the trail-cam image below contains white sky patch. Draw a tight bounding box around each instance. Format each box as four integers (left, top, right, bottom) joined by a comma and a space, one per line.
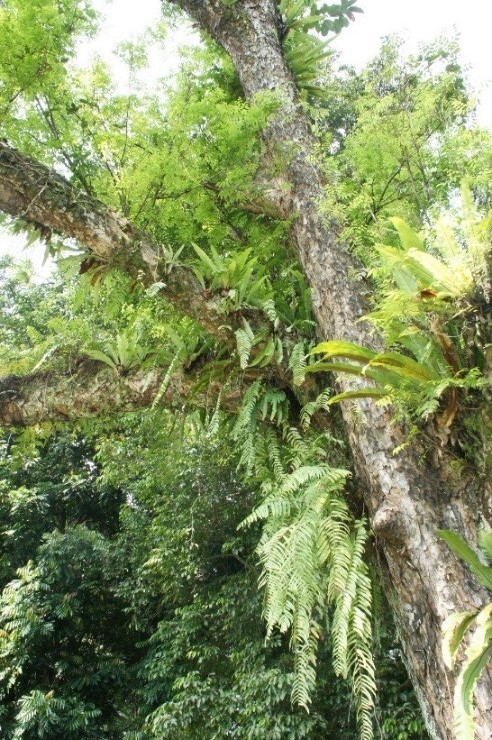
332, 0, 492, 129
76, 0, 194, 93
1, 0, 491, 275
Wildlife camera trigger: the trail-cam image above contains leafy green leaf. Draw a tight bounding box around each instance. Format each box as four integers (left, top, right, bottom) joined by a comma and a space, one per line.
389, 217, 424, 250
478, 531, 492, 564
437, 530, 492, 591
441, 611, 476, 670
310, 341, 377, 363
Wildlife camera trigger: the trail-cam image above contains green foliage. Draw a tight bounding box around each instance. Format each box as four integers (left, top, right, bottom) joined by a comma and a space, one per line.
0, 425, 371, 738
0, 433, 123, 585
230, 379, 376, 737
0, 0, 95, 116
437, 530, 492, 740
309, 201, 489, 430
280, 0, 363, 36
279, 0, 362, 99
0, 528, 131, 738
323, 36, 486, 248
85, 328, 155, 372
0, 257, 69, 377
192, 244, 274, 314
2, 11, 490, 739
95, 417, 365, 738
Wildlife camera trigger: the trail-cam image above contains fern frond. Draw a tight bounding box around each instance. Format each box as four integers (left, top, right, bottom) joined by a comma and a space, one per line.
234, 327, 253, 369
262, 298, 278, 324
289, 341, 307, 386
346, 523, 376, 740
300, 388, 332, 429
151, 351, 182, 409
279, 465, 348, 497
291, 625, 319, 710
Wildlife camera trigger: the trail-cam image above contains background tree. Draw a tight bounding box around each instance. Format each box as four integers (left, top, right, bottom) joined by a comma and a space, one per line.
0, 403, 427, 737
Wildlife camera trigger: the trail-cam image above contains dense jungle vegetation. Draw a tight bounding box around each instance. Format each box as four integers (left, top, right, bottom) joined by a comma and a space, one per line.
0, 1, 490, 737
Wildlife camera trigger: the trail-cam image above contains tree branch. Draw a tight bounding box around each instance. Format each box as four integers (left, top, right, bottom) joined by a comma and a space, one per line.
0, 141, 260, 343
0, 361, 245, 427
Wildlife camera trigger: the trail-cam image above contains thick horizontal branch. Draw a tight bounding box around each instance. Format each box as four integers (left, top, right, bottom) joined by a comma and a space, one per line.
0, 361, 245, 427
0, 141, 263, 343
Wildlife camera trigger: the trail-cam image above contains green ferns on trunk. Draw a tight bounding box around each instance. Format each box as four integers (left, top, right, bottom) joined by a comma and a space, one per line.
309, 196, 491, 436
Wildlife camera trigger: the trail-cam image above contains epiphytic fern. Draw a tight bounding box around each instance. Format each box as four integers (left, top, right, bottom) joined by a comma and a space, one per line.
279, 0, 363, 100
235, 319, 255, 370
192, 244, 273, 313
300, 388, 333, 430
289, 340, 308, 386
232, 379, 375, 737
241, 460, 375, 737
308, 201, 490, 426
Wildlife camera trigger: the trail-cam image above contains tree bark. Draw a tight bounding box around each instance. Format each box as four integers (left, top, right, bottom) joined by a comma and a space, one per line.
0, 361, 245, 426
166, 2, 491, 738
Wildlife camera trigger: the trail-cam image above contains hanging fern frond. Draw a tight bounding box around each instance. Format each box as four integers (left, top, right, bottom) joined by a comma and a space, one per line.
279, 465, 348, 497
240, 448, 375, 736
151, 351, 183, 409
261, 297, 278, 325
300, 388, 334, 430
258, 388, 287, 425
206, 384, 225, 437
235, 326, 254, 370
289, 341, 307, 386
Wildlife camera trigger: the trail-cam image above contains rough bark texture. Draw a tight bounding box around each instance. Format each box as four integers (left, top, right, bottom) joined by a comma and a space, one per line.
167, 3, 491, 738
0, 361, 244, 427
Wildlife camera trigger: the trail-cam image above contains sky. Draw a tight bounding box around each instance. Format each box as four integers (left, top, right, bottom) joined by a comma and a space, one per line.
82, 0, 492, 124
2, 0, 492, 274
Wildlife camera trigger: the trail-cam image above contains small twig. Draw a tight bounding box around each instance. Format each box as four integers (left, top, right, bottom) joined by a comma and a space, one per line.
20, 181, 49, 217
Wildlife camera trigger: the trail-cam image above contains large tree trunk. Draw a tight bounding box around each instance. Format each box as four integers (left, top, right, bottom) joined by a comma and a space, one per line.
168, 2, 492, 737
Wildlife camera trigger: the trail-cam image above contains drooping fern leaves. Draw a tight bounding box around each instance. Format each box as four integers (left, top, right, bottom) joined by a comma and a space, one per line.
289, 341, 307, 386
235, 322, 254, 370
233, 380, 376, 737
151, 350, 183, 410
333, 520, 375, 739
